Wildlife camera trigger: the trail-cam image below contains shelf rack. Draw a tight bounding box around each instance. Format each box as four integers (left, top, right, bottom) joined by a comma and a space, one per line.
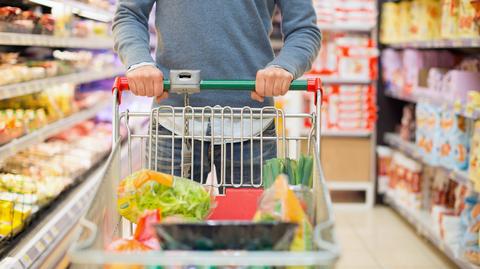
385, 191, 479, 269
384, 90, 480, 120
384, 132, 471, 186
0, 67, 123, 100
28, 0, 113, 22
318, 24, 376, 32
0, 33, 113, 49
384, 38, 480, 49
0, 99, 110, 163
0, 157, 106, 269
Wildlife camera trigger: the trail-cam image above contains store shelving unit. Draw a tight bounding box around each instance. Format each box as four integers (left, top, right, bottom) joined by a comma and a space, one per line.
0, 32, 113, 49
384, 191, 479, 269
0, 67, 123, 100
0, 99, 110, 162
0, 1, 122, 266
384, 132, 471, 186
0, 163, 104, 269
386, 38, 480, 49
318, 23, 376, 32
384, 89, 480, 120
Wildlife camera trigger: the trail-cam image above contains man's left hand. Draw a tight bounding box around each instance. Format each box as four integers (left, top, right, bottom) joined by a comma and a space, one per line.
252, 66, 294, 102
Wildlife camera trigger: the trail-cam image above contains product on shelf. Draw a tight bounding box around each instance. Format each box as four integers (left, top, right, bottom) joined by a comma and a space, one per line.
0, 50, 117, 86
387, 151, 423, 208
469, 120, 480, 190
309, 32, 378, 80
318, 85, 376, 131
0, 5, 110, 38
0, 7, 54, 35
399, 104, 416, 142
381, 0, 479, 43
313, 0, 377, 26
415, 102, 471, 169
460, 195, 480, 264
376, 146, 393, 194
381, 49, 480, 110
0, 120, 112, 239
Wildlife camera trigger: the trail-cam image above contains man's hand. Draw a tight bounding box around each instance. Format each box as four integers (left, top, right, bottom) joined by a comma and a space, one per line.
252, 66, 294, 102
126, 65, 167, 102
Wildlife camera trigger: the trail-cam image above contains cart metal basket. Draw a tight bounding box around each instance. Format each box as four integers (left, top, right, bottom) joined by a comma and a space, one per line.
68, 72, 340, 268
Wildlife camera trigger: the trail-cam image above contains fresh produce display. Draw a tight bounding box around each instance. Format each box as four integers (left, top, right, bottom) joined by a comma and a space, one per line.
254, 175, 313, 252
117, 170, 213, 223
0, 50, 116, 86
0, 121, 112, 238
263, 155, 314, 188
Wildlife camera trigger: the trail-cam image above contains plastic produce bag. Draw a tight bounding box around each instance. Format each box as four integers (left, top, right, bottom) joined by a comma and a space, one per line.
117, 169, 212, 223
254, 175, 313, 252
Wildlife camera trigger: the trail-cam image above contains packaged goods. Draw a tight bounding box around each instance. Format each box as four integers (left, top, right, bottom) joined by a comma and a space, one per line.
254, 175, 313, 252
441, 0, 461, 38
469, 121, 480, 191
459, 0, 480, 37
377, 146, 393, 194
117, 169, 212, 223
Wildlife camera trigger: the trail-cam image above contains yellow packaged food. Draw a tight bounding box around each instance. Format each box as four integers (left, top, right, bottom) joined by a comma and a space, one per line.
398, 1, 414, 42
441, 0, 461, 38
459, 0, 480, 37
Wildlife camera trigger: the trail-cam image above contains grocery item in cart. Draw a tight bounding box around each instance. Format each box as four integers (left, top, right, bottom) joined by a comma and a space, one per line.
117, 169, 212, 223
254, 175, 313, 252
155, 221, 297, 251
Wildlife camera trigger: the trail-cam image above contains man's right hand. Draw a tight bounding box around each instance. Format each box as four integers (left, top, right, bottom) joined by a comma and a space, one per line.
126, 65, 167, 102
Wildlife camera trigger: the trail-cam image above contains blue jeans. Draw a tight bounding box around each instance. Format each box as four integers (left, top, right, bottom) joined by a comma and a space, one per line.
148, 122, 277, 186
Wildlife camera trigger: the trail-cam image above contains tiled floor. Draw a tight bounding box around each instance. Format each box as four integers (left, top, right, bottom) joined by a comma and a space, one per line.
334, 206, 457, 269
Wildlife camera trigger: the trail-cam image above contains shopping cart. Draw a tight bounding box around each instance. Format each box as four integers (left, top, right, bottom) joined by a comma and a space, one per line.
68, 70, 340, 268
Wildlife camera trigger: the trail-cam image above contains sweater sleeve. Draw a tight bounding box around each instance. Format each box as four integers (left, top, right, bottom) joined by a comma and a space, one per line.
112, 0, 156, 69
267, 0, 322, 79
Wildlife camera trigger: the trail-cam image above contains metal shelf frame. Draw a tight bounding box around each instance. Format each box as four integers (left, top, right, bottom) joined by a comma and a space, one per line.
0, 67, 123, 100
384, 90, 480, 120
384, 38, 480, 49
0, 32, 113, 49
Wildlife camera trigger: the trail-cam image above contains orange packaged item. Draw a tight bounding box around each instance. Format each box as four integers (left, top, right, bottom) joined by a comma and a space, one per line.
253, 175, 313, 252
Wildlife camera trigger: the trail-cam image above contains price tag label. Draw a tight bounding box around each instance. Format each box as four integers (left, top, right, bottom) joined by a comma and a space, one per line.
35, 241, 46, 253
21, 254, 31, 266
44, 233, 53, 244
51, 226, 59, 237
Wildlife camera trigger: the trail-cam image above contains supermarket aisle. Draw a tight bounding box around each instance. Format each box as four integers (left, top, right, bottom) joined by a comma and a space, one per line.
334, 206, 456, 269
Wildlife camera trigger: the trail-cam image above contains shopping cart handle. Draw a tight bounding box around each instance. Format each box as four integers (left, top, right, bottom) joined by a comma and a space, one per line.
113, 76, 322, 104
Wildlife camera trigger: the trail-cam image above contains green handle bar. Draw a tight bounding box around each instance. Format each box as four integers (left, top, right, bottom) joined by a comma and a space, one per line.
162, 79, 309, 91
113, 77, 322, 104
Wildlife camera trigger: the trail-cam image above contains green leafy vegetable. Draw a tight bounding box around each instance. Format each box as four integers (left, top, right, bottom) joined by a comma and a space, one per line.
136, 177, 211, 220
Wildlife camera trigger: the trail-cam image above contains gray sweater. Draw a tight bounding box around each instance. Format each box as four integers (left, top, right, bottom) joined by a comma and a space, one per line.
112, 0, 321, 108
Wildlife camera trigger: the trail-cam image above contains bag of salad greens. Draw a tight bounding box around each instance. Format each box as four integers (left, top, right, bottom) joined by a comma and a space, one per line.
117, 169, 212, 223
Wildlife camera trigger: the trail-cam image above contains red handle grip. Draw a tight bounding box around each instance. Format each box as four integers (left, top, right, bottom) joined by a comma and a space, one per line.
112, 77, 130, 105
